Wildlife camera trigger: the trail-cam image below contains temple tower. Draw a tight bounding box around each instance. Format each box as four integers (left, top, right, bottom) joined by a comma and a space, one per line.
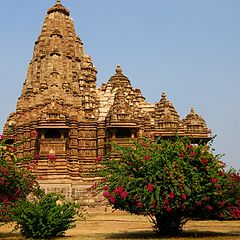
5, 2, 211, 205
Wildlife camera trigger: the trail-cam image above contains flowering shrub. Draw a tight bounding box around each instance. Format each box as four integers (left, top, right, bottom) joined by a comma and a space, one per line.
13, 193, 83, 239
96, 137, 240, 235
0, 131, 40, 221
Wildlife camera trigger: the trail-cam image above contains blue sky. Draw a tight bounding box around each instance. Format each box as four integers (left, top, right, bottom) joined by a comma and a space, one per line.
0, 0, 239, 169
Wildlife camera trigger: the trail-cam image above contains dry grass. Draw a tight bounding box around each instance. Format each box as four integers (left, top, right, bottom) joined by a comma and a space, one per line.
0, 210, 239, 240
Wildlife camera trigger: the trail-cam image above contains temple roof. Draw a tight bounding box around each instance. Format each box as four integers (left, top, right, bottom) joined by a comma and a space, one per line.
155, 92, 180, 122
107, 64, 131, 88
47, 3, 70, 16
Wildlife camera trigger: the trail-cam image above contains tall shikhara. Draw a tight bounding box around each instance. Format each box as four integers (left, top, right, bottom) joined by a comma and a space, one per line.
5, 2, 211, 204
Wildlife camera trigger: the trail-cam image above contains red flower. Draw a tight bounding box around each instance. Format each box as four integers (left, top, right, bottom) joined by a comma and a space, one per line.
216, 184, 221, 189
169, 192, 175, 199
152, 201, 157, 208
181, 193, 187, 200
211, 178, 217, 183
218, 171, 224, 176
103, 191, 109, 198
26, 166, 32, 171
47, 153, 56, 161
218, 201, 225, 207
179, 153, 185, 158
189, 151, 196, 157
196, 201, 202, 206
34, 154, 40, 160
4, 197, 9, 205
201, 158, 208, 164
147, 183, 154, 192
137, 201, 143, 208
109, 194, 115, 204
30, 130, 39, 138
0, 134, 5, 140
187, 144, 193, 149
114, 185, 124, 195
164, 199, 169, 204
103, 185, 109, 191
96, 156, 103, 162
164, 206, 172, 212
144, 155, 151, 161
9, 135, 14, 139
120, 191, 128, 199
206, 205, 214, 211
1, 168, 7, 175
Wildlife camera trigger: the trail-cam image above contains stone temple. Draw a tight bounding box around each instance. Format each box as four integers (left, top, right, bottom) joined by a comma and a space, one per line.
4, 2, 211, 205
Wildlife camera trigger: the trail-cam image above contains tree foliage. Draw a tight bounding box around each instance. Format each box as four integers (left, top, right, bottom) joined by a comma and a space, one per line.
0, 131, 40, 221
95, 137, 240, 235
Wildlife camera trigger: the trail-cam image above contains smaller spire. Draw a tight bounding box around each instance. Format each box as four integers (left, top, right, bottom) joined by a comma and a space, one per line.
115, 64, 123, 74
161, 92, 167, 99
56, 0, 61, 4
190, 107, 196, 114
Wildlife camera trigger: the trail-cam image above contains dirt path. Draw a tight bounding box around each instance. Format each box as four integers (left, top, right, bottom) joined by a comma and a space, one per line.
1, 210, 240, 240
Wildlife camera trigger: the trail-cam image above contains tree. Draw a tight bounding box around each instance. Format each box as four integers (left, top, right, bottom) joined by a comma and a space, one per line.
95, 137, 240, 236
0, 131, 40, 221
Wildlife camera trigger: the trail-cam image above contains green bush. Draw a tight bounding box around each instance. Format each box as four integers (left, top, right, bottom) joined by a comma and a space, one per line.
95, 137, 240, 236
13, 193, 83, 239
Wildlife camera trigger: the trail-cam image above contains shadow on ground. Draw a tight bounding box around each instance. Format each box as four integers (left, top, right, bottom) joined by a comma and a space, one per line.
106, 230, 240, 239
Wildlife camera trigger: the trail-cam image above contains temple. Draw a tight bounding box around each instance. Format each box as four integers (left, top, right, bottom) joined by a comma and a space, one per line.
4, 2, 211, 205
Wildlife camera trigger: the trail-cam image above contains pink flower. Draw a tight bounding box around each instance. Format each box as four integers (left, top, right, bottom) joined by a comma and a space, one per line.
211, 178, 217, 183
189, 151, 196, 157
169, 192, 175, 199
181, 193, 187, 200
96, 156, 103, 162
201, 158, 208, 164
120, 191, 128, 199
147, 183, 154, 192
109, 194, 115, 204
144, 155, 151, 161
103, 191, 109, 198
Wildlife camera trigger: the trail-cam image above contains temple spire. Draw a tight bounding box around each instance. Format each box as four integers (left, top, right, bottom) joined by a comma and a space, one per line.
56, 0, 61, 4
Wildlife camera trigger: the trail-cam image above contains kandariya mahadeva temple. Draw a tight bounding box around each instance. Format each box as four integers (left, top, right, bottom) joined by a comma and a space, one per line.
4, 1, 211, 205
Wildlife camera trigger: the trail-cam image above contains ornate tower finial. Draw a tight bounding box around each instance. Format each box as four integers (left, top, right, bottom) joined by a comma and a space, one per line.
115, 64, 123, 74
56, 0, 61, 4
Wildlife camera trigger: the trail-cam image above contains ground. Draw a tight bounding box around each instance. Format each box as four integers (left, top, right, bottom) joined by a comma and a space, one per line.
0, 209, 240, 240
